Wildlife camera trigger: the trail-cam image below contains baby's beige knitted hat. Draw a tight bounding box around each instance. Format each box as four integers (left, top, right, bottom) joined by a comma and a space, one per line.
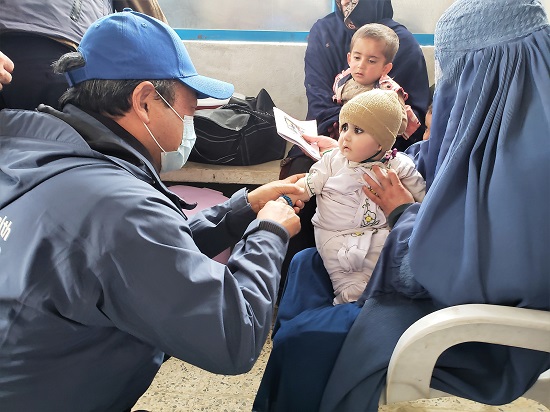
339, 89, 402, 152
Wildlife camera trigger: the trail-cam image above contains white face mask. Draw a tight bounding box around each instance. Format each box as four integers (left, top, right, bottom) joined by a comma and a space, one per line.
143, 91, 197, 173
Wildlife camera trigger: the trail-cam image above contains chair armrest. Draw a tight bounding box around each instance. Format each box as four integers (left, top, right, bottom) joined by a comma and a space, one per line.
385, 304, 550, 404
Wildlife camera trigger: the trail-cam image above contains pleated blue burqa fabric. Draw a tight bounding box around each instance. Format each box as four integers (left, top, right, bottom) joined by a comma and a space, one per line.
254, 1, 550, 411
322, 0, 550, 409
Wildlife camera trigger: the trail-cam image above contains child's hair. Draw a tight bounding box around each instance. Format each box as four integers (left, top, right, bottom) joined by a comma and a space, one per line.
350, 23, 399, 64
427, 103, 433, 115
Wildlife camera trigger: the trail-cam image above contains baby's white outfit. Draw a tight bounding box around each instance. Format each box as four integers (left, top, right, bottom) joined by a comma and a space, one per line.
305, 149, 425, 304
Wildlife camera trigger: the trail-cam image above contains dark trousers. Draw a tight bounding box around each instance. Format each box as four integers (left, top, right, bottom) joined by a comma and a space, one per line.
278, 154, 317, 302
0, 33, 73, 110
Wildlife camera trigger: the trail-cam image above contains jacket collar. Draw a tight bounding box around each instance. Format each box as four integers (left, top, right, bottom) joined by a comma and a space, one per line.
37, 104, 197, 213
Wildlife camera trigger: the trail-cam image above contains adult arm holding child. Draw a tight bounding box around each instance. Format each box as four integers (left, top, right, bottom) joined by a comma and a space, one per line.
362, 165, 414, 227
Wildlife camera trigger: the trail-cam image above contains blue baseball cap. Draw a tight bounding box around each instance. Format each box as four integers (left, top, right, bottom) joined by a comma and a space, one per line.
65, 9, 234, 100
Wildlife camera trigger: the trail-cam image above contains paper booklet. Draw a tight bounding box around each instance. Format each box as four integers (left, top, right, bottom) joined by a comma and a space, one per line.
273, 107, 321, 161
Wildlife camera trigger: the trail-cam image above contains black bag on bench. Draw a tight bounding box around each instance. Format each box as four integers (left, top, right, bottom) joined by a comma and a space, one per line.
188, 89, 287, 166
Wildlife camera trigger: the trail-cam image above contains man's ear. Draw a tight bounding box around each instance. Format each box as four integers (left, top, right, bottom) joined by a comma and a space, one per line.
131, 81, 157, 123
381, 62, 393, 77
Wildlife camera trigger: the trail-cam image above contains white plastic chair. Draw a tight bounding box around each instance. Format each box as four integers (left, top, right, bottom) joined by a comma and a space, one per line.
381, 304, 550, 408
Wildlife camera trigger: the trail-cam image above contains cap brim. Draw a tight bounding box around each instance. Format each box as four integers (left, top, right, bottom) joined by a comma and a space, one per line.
180, 74, 234, 100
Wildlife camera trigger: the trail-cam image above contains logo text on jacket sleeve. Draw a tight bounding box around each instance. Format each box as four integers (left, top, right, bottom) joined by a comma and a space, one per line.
0, 216, 12, 241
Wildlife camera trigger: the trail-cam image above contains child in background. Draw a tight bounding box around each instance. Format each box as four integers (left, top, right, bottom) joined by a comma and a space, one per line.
423, 103, 433, 140
287, 89, 425, 304
333, 23, 420, 140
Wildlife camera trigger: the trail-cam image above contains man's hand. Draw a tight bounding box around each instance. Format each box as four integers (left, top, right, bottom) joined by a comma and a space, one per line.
248, 174, 306, 214
363, 166, 414, 217
0, 51, 14, 90
257, 200, 301, 238
279, 176, 311, 208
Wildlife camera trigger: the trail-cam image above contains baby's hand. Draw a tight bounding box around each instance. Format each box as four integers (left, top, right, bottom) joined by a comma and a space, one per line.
278, 178, 310, 208
302, 133, 338, 156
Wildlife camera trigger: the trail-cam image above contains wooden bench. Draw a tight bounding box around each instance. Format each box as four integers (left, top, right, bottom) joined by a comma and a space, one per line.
161, 157, 284, 186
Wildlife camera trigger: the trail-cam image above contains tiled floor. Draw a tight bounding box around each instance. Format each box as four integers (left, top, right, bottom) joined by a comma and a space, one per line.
379, 398, 549, 412
133, 336, 548, 412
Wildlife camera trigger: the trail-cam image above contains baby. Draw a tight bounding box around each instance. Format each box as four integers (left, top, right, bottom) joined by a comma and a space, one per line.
289, 89, 425, 304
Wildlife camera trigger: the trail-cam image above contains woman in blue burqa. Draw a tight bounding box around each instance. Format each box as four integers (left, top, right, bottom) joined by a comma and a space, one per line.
254, 0, 550, 410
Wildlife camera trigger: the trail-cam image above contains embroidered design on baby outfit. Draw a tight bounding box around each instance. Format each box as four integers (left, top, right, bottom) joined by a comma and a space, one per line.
361, 197, 380, 227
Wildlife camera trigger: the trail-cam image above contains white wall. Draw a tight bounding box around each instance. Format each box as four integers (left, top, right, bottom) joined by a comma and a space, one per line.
393, 0, 455, 33
159, 0, 331, 31
164, 0, 550, 34
185, 41, 309, 118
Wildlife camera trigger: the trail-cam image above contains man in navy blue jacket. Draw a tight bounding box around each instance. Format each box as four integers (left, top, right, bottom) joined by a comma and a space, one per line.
0, 10, 304, 412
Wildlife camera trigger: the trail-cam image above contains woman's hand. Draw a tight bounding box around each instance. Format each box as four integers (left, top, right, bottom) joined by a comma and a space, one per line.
363, 166, 414, 217
0, 51, 14, 90
248, 174, 306, 214
301, 133, 338, 159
